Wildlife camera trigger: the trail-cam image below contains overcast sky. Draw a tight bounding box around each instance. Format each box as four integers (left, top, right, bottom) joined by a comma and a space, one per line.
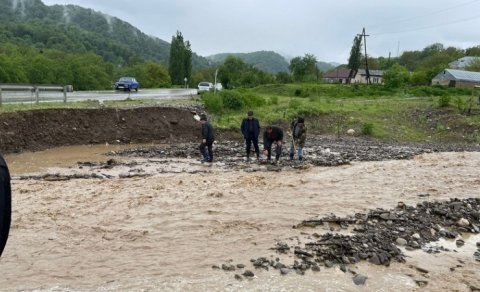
41, 0, 480, 63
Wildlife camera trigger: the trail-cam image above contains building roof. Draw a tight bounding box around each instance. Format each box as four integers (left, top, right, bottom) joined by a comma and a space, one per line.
323, 69, 354, 79
433, 69, 480, 82
356, 69, 384, 76
449, 56, 480, 69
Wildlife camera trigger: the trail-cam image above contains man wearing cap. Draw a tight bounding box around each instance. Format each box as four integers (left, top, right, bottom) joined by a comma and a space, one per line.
263, 125, 284, 163
240, 111, 261, 161
199, 113, 215, 163
289, 117, 307, 161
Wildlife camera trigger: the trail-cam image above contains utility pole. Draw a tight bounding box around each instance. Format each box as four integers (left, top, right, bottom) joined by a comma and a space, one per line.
358, 28, 371, 85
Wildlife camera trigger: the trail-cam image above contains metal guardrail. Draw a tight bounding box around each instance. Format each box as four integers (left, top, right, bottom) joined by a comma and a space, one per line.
0, 84, 73, 105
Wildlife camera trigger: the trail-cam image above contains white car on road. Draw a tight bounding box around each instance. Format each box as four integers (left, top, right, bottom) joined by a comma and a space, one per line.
198, 82, 213, 93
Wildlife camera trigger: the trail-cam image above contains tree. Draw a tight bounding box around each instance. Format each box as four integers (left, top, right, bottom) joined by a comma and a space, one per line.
383, 64, 410, 88
466, 45, 480, 56
168, 31, 192, 85
348, 35, 362, 71
289, 54, 318, 82
466, 58, 480, 72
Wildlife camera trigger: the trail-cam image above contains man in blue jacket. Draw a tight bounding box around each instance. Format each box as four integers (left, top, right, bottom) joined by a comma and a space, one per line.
240, 111, 260, 161
0, 154, 11, 257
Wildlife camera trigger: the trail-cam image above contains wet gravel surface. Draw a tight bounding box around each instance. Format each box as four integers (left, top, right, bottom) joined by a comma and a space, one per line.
112, 135, 480, 167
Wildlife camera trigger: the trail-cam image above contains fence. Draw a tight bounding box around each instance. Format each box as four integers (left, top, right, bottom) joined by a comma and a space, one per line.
0, 84, 73, 105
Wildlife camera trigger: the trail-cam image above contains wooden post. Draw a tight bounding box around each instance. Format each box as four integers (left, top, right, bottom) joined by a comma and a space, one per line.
35, 87, 40, 104
63, 86, 67, 103
0, 86, 2, 106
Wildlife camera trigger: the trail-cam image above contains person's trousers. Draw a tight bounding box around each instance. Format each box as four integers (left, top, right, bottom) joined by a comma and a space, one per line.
0, 163, 11, 257
245, 137, 260, 157
199, 141, 214, 161
265, 141, 282, 160
289, 141, 304, 160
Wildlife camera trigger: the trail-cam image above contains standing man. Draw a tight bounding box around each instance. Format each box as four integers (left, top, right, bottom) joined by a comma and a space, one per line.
199, 113, 215, 163
289, 117, 307, 161
240, 111, 260, 161
263, 125, 284, 163
0, 154, 11, 257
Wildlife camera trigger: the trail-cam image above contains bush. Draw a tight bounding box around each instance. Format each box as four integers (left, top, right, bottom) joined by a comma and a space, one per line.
269, 96, 279, 105
289, 99, 301, 109
221, 91, 244, 110
242, 93, 266, 107
294, 88, 302, 96
361, 123, 374, 136
203, 93, 223, 113
438, 95, 451, 107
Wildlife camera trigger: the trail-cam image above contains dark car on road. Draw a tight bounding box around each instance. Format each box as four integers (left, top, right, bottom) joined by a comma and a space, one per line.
115, 77, 139, 92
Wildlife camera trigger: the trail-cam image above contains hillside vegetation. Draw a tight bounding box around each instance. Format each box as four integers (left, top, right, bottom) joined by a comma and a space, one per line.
201, 84, 480, 144
208, 51, 289, 74
0, 0, 210, 68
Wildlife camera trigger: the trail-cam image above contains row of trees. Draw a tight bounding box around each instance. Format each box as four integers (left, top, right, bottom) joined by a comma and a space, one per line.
0, 42, 170, 90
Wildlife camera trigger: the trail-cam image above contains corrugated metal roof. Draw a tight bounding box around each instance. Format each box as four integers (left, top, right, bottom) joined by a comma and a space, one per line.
357, 69, 384, 76
446, 69, 480, 82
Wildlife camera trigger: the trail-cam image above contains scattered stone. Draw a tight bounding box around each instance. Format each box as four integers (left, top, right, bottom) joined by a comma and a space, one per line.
234, 274, 243, 281
415, 280, 428, 287
470, 284, 480, 291
280, 268, 290, 275
456, 239, 465, 247
221, 264, 235, 271
457, 218, 470, 227
414, 266, 429, 274
352, 274, 368, 285
242, 270, 254, 278
396, 238, 408, 246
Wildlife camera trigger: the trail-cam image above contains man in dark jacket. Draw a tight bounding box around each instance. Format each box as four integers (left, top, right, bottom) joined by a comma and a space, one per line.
199, 113, 215, 163
289, 117, 307, 161
0, 154, 11, 257
240, 111, 260, 161
263, 125, 284, 162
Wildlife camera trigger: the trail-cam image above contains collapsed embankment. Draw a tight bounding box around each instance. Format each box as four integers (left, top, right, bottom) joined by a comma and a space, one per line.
0, 107, 202, 153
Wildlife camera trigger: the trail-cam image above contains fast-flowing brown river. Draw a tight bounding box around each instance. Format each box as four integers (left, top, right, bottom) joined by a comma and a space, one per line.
1, 145, 479, 291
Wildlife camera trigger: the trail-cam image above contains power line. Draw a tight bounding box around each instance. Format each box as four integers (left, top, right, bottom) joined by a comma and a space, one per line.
371, 13, 480, 36
358, 28, 371, 85
368, 0, 480, 30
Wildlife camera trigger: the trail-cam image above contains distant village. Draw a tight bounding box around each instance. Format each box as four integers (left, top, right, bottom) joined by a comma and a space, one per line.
323, 56, 480, 88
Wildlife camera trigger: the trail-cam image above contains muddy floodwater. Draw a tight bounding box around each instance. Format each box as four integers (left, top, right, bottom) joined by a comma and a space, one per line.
1, 144, 480, 291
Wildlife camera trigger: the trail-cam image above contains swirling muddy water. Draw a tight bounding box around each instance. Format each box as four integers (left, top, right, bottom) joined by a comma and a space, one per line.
1, 145, 479, 291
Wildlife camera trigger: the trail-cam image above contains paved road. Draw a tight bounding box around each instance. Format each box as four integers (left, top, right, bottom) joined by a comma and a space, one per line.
0, 88, 198, 104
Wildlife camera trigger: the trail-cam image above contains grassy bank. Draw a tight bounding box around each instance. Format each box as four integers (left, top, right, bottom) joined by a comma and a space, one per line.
0, 98, 199, 113
202, 84, 480, 143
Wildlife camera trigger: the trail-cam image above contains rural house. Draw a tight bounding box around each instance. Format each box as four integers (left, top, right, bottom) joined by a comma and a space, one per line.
322, 69, 355, 84
449, 56, 480, 70
431, 69, 480, 88
353, 69, 384, 84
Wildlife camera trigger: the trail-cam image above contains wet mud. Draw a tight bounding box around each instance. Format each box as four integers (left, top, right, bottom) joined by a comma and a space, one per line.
1, 137, 480, 291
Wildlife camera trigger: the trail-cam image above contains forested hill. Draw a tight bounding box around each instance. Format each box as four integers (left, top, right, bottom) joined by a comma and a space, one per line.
0, 0, 210, 68
207, 51, 290, 73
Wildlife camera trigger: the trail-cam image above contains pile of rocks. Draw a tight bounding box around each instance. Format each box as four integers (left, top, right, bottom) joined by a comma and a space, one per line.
214, 198, 480, 282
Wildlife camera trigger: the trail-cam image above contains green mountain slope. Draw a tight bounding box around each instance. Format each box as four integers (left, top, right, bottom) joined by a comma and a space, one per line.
208, 51, 289, 73
0, 0, 210, 69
